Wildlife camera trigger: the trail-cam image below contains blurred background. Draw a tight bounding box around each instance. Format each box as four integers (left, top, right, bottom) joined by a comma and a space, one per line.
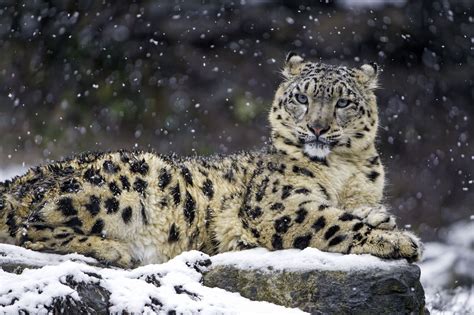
0, 0, 472, 311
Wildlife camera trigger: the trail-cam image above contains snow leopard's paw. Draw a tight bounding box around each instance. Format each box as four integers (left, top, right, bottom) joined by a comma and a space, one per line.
366, 212, 397, 230
352, 205, 397, 230
398, 230, 424, 262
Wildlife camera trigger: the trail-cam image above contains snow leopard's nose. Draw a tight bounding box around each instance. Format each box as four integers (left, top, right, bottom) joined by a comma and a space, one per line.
307, 123, 329, 136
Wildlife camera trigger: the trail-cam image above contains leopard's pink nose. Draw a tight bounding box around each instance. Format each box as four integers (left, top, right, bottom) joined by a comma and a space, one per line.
308, 124, 329, 136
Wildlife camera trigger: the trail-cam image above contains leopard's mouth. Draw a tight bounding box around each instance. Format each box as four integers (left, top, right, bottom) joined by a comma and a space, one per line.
305, 139, 329, 146
301, 136, 335, 147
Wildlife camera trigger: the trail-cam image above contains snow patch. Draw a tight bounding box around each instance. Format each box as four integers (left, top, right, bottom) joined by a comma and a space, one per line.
419, 221, 474, 314
0, 247, 305, 314
0, 243, 97, 266
212, 247, 407, 272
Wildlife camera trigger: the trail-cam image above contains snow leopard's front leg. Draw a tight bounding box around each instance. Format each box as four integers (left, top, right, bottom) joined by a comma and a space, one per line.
339, 173, 397, 230
250, 199, 422, 262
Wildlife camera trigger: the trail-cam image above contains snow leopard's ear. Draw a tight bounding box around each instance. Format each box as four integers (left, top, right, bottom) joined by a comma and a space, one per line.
356, 62, 379, 90
282, 52, 305, 79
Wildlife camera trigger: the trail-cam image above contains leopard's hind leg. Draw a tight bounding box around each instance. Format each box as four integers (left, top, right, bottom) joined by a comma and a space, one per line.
20, 224, 136, 268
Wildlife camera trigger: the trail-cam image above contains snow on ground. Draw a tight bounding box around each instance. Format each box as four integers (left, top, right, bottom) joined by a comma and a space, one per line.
418, 220, 474, 314
0, 243, 97, 267
0, 247, 306, 314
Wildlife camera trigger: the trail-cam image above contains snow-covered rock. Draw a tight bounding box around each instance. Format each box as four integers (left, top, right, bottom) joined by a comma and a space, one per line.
0, 245, 426, 314
0, 245, 305, 314
206, 248, 425, 314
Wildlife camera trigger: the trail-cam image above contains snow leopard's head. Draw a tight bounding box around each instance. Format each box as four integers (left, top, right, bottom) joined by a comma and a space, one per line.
269, 53, 379, 162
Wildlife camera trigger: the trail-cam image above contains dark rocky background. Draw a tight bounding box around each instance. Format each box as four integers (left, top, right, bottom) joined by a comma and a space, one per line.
0, 0, 472, 240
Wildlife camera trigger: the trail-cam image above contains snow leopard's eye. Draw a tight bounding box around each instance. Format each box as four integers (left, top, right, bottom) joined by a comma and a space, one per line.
295, 93, 308, 105
336, 98, 351, 108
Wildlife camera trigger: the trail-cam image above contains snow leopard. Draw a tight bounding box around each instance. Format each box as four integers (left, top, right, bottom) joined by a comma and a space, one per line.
0, 53, 422, 268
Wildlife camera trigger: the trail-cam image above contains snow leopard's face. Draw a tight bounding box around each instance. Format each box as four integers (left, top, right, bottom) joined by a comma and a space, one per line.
269, 53, 379, 161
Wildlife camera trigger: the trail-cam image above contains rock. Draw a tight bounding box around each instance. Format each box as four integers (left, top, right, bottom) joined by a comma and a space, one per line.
0, 245, 426, 314
49, 275, 111, 315
203, 249, 427, 315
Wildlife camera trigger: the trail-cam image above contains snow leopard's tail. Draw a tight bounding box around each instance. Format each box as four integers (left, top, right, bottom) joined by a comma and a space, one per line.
0, 181, 19, 244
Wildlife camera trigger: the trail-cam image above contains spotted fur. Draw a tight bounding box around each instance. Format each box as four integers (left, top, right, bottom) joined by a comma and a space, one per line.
0, 55, 422, 268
